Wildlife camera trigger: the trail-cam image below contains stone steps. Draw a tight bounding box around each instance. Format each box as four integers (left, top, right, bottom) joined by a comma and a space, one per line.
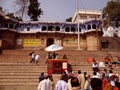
0, 86, 37, 90
0, 82, 38, 86
0, 62, 119, 90
0, 51, 105, 64
1, 50, 120, 64
0, 63, 46, 88
0, 49, 120, 90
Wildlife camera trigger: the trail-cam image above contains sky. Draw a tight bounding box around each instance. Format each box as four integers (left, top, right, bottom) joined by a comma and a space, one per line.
0, 0, 108, 21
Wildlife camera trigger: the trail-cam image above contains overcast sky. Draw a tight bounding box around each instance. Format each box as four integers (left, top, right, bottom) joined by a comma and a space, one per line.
0, 0, 108, 21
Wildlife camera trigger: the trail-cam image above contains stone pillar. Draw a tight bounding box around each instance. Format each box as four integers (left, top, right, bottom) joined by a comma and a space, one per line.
0, 40, 3, 54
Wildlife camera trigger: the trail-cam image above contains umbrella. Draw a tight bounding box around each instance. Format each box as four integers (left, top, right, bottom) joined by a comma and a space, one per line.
29, 51, 34, 56
45, 44, 63, 52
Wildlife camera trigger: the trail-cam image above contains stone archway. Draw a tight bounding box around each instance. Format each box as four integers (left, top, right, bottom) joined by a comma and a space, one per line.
46, 38, 54, 46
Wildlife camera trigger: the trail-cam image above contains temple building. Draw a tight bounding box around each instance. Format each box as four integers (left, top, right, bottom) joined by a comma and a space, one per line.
0, 9, 120, 51
72, 9, 101, 23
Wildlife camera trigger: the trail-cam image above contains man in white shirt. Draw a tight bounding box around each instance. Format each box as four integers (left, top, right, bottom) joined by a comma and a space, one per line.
38, 74, 51, 90
30, 52, 35, 63
55, 75, 67, 90
35, 54, 40, 64
99, 61, 105, 68
92, 62, 99, 72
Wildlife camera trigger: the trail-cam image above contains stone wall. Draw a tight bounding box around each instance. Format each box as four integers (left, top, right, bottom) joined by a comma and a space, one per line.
101, 37, 120, 51
85, 31, 102, 51
1, 28, 120, 52
0, 30, 17, 49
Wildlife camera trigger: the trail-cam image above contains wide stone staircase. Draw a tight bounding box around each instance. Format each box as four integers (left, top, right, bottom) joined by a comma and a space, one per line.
0, 49, 120, 90
0, 63, 46, 90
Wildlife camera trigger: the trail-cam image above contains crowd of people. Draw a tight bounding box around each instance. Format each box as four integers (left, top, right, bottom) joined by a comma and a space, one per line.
37, 67, 120, 90
28, 51, 120, 90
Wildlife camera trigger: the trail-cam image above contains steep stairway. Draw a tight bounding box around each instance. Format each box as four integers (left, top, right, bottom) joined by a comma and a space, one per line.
0, 63, 47, 90
0, 49, 120, 90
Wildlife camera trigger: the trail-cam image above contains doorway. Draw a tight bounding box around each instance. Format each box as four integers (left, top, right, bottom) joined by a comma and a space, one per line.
46, 38, 54, 46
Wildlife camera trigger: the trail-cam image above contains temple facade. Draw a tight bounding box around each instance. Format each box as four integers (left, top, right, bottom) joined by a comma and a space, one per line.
0, 10, 120, 51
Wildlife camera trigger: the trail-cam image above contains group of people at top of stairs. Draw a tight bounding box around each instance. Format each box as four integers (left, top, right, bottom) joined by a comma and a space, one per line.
29, 51, 40, 65
46, 52, 68, 64
37, 65, 120, 90
104, 53, 120, 68
47, 52, 59, 59
46, 52, 68, 60
88, 53, 120, 70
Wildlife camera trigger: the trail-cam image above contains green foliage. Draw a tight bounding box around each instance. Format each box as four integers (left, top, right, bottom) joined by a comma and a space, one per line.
28, 0, 43, 21
0, 6, 22, 21
6, 13, 22, 21
66, 17, 72, 22
102, 1, 120, 27
0, 7, 3, 12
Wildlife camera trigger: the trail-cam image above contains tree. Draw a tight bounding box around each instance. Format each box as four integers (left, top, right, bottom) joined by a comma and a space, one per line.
15, 0, 29, 19
0, 6, 22, 21
102, 1, 120, 27
28, 0, 43, 21
0, 7, 3, 12
66, 17, 72, 22
0, 6, 7, 14
6, 13, 22, 21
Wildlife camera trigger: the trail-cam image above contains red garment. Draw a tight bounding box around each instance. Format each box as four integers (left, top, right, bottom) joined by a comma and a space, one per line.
113, 87, 119, 90
87, 57, 94, 63
102, 78, 109, 90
